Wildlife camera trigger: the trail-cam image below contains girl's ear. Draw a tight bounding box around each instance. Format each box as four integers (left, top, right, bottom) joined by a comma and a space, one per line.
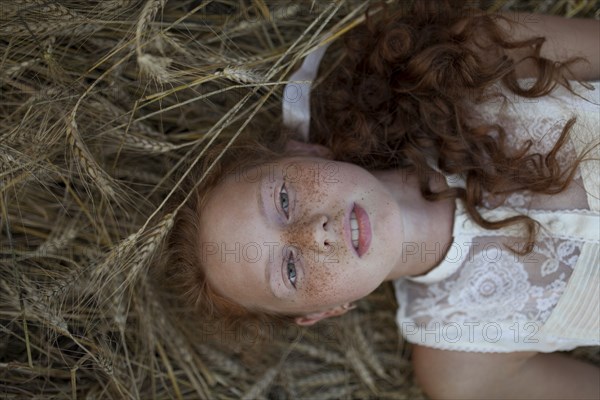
285, 139, 333, 159
294, 303, 356, 326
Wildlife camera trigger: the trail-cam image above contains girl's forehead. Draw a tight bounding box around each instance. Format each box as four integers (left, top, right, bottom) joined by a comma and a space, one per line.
223, 156, 332, 184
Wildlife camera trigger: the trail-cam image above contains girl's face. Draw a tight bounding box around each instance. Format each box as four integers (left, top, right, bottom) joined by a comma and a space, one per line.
198, 156, 405, 320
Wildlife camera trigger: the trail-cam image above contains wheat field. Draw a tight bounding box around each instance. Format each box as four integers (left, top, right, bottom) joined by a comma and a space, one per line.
1, 1, 598, 399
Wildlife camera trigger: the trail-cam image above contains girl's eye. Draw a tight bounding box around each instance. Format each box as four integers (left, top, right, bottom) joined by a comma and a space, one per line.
279, 184, 290, 217
286, 254, 297, 288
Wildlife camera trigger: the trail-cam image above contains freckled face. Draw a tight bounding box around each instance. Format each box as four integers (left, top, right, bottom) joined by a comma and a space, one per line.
198, 156, 404, 315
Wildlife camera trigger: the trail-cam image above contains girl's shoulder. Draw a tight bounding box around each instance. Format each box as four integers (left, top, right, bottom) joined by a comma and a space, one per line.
411, 343, 536, 399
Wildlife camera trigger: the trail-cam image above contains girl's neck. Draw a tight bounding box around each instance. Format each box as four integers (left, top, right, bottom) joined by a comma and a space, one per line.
371, 168, 455, 280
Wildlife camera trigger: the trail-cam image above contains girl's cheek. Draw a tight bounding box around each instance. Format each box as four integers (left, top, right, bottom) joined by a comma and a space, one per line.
303, 260, 344, 301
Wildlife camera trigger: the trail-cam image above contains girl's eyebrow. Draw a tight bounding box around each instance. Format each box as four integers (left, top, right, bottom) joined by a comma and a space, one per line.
257, 176, 268, 222
264, 255, 283, 300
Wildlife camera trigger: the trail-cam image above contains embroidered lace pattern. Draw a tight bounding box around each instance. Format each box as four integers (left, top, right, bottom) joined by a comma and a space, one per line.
394, 81, 600, 353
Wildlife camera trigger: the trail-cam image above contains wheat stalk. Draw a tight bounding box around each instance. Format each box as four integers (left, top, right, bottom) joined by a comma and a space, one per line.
280, 360, 323, 375
2, 58, 41, 78
116, 133, 176, 153
12, 0, 78, 18
136, 0, 167, 55
217, 66, 265, 84
162, 324, 214, 396
125, 213, 173, 285
292, 342, 346, 364
108, 284, 128, 333
296, 370, 349, 389
46, 314, 70, 336
312, 383, 359, 400
241, 367, 278, 400
32, 227, 78, 257
99, 0, 136, 12
216, 3, 300, 39
197, 344, 249, 378
115, 168, 163, 185
137, 53, 174, 84
89, 233, 136, 289
159, 32, 194, 59
0, 153, 18, 187
352, 321, 389, 380
345, 346, 377, 393
65, 112, 116, 198
26, 271, 84, 315
135, 0, 171, 83
2, 1, 94, 36
278, 369, 300, 399
91, 99, 164, 139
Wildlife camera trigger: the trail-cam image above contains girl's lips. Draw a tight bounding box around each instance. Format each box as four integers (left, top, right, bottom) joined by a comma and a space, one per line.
353, 203, 372, 257
346, 203, 372, 257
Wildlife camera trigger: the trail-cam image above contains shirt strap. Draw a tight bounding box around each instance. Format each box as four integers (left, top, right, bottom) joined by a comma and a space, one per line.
282, 39, 331, 141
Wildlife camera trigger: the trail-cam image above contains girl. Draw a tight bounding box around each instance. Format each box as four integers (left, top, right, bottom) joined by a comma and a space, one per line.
162, 1, 599, 398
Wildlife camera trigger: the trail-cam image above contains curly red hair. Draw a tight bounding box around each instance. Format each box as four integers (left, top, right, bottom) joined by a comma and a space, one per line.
310, 0, 588, 253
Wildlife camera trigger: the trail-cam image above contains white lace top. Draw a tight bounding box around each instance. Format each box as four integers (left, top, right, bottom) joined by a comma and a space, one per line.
394, 81, 600, 353
281, 42, 600, 354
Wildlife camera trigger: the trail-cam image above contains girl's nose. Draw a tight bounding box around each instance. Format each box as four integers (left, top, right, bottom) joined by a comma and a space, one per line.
311, 214, 332, 248
287, 214, 334, 257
